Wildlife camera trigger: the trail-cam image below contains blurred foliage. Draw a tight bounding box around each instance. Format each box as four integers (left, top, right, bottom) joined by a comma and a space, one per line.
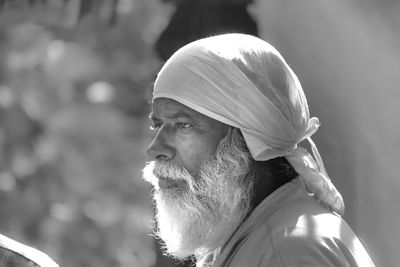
0, 0, 188, 266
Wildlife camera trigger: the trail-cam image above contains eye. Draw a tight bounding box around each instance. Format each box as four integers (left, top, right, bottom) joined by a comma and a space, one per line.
149, 121, 162, 131
176, 122, 192, 129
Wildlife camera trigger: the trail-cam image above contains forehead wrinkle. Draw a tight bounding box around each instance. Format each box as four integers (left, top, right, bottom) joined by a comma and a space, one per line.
151, 107, 198, 122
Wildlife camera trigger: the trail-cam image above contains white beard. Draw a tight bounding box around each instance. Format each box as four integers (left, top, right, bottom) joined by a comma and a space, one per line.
142, 143, 254, 261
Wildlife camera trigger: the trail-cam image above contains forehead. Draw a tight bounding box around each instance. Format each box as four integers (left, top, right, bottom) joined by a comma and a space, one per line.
151, 98, 213, 123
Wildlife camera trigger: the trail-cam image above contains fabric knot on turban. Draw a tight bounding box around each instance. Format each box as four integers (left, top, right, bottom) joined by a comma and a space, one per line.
153, 33, 345, 215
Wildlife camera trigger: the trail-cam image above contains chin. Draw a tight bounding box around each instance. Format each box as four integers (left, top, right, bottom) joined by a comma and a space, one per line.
153, 188, 248, 261
154, 191, 199, 257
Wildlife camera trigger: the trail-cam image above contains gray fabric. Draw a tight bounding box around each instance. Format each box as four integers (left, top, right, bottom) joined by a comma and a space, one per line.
199, 179, 375, 267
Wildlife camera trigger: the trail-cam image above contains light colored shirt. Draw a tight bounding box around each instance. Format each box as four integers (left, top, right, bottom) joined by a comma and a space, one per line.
203, 178, 374, 267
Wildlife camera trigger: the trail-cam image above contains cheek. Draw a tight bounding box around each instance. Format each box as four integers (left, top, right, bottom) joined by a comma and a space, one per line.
177, 140, 217, 176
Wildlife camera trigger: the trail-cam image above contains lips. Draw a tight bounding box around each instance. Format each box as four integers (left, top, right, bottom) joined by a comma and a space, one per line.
157, 177, 186, 191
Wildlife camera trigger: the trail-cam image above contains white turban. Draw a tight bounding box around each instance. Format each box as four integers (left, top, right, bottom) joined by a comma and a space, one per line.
153, 33, 345, 215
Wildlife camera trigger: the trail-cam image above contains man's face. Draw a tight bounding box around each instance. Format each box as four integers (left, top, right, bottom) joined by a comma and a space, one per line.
143, 98, 253, 261
146, 98, 228, 180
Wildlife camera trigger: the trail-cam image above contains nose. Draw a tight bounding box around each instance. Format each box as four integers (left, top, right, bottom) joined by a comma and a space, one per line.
146, 126, 175, 161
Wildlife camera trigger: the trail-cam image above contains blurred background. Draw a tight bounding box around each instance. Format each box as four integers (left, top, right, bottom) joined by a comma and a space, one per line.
0, 0, 399, 266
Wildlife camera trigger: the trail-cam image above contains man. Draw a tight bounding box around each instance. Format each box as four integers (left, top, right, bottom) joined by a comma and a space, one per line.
0, 234, 59, 267
142, 33, 375, 266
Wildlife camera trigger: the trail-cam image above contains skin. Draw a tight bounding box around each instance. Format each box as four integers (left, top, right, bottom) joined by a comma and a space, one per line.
146, 98, 229, 178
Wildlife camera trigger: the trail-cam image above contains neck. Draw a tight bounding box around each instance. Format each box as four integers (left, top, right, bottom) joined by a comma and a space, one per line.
250, 158, 296, 210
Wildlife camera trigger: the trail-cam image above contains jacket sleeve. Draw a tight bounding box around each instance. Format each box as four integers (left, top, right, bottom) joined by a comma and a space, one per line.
0, 234, 59, 267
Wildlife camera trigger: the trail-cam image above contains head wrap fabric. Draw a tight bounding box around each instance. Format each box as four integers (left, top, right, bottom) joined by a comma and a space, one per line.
153, 33, 345, 215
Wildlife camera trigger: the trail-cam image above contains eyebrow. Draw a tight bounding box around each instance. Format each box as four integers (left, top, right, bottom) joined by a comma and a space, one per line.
149, 110, 194, 121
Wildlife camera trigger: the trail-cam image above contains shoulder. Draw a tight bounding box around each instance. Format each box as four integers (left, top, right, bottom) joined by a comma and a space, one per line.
0, 234, 59, 267
232, 202, 373, 266
220, 180, 374, 266
252, 212, 374, 267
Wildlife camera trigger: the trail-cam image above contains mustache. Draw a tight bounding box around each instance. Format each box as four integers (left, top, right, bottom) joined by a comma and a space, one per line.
142, 160, 195, 189
154, 161, 192, 181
